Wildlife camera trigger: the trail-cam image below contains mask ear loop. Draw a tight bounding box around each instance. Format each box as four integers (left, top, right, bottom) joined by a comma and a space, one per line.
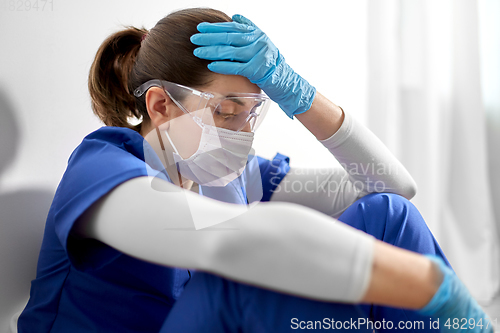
161, 127, 181, 156
160, 87, 212, 155
155, 127, 181, 165
156, 127, 189, 188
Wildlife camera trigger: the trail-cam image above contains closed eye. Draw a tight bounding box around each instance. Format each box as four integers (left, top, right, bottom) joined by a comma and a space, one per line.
214, 109, 236, 119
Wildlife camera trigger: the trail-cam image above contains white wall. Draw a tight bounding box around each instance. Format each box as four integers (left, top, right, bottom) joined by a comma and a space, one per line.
0, 0, 368, 193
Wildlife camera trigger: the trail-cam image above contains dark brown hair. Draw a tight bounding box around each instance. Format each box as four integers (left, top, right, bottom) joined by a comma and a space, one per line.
88, 8, 231, 132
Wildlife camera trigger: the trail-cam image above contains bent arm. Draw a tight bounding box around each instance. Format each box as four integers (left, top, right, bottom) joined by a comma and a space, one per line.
271, 93, 417, 216
75, 176, 438, 308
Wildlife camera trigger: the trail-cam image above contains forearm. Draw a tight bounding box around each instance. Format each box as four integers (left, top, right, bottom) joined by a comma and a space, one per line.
298, 93, 416, 200
362, 241, 442, 309
270, 167, 359, 218
295, 92, 345, 140
271, 94, 417, 215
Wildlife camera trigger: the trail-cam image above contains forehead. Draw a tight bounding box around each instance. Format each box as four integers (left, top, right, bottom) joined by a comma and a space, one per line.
199, 74, 261, 95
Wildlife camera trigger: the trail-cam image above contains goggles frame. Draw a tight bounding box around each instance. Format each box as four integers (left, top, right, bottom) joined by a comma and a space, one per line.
133, 79, 270, 132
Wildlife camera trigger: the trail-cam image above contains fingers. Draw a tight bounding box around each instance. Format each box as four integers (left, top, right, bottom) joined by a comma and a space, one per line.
195, 14, 258, 33
191, 30, 261, 47
231, 14, 258, 28
191, 16, 262, 47
206, 61, 247, 76
191, 15, 276, 86
196, 21, 254, 34
206, 45, 275, 81
193, 44, 257, 62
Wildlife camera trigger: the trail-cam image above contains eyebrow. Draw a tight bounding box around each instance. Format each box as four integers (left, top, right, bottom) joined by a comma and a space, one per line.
225, 96, 246, 106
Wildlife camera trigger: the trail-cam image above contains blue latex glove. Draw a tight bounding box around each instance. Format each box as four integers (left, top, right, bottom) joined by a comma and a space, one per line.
418, 255, 494, 332
190, 14, 316, 119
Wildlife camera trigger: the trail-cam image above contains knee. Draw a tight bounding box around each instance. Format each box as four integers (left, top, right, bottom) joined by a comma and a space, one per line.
354, 193, 414, 217
347, 193, 424, 241
351, 193, 448, 261
361, 192, 412, 206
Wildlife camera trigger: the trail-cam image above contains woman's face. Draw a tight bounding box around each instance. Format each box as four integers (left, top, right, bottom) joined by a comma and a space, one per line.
166, 74, 261, 158
197, 74, 262, 132
144, 74, 261, 187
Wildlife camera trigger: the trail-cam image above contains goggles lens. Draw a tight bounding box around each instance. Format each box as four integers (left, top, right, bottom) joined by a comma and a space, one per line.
134, 80, 270, 132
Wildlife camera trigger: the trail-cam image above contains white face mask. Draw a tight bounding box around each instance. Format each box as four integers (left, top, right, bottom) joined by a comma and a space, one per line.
165, 123, 254, 187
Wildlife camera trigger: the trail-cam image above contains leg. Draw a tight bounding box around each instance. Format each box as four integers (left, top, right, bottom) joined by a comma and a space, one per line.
161, 193, 448, 332
338, 193, 450, 263
160, 271, 373, 333
338, 193, 451, 332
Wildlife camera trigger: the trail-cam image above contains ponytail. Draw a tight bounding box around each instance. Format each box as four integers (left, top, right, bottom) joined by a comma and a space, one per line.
88, 26, 147, 132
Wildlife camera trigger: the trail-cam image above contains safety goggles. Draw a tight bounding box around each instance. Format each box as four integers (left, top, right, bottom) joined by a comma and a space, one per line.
133, 79, 270, 132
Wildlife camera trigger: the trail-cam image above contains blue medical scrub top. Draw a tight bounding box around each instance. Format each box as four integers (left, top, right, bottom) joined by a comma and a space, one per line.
18, 127, 290, 333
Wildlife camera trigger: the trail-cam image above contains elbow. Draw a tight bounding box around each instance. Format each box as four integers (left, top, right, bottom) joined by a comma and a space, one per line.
401, 178, 417, 200
378, 176, 417, 200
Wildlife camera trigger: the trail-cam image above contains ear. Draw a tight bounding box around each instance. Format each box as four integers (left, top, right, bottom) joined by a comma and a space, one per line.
145, 87, 176, 128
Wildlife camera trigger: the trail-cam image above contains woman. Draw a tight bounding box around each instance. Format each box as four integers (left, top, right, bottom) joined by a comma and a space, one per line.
18, 7, 490, 333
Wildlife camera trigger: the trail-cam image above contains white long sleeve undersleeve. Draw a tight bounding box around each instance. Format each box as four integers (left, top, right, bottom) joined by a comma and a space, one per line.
270, 111, 417, 218
77, 176, 374, 303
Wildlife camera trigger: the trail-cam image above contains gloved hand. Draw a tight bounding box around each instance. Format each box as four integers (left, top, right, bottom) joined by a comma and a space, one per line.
190, 14, 316, 119
418, 255, 494, 332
